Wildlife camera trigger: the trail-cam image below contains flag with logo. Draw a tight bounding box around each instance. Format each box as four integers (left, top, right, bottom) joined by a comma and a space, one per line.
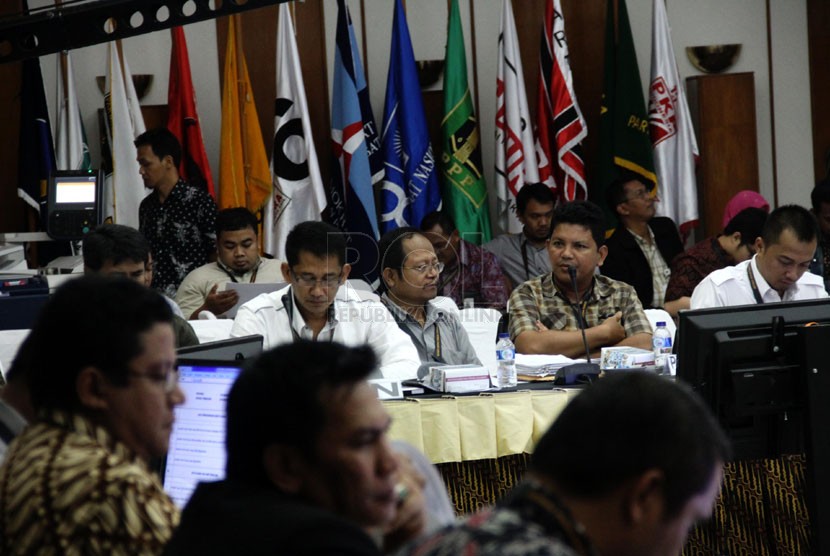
380, 0, 441, 233
649, 0, 699, 234
103, 38, 146, 227
219, 15, 272, 212
56, 51, 90, 171
329, 0, 381, 283
264, 3, 326, 259
597, 0, 656, 228
18, 56, 55, 214
442, 0, 490, 243
535, 0, 588, 202
168, 26, 215, 198
495, 0, 539, 233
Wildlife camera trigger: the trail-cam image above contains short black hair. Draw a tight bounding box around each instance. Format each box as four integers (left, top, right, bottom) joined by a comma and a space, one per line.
550, 200, 607, 247
225, 341, 376, 487
134, 127, 182, 168
761, 204, 818, 246
216, 207, 259, 238
531, 372, 730, 518
723, 207, 767, 246
605, 171, 653, 213
810, 178, 830, 212
377, 227, 422, 290
23, 276, 173, 413
420, 211, 456, 235
516, 183, 555, 215
285, 221, 347, 267
83, 224, 150, 270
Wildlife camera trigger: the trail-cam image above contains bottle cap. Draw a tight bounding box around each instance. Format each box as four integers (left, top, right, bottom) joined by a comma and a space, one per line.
498, 332, 509, 338
656, 321, 666, 327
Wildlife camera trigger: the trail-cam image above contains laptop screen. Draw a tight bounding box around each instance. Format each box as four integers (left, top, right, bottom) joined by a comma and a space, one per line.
162, 359, 244, 508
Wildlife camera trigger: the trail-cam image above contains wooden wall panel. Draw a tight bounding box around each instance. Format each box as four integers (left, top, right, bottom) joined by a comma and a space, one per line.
0, 0, 26, 234
808, 0, 830, 182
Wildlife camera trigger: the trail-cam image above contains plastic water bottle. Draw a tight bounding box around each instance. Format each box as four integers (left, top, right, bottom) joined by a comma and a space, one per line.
652, 322, 672, 370
496, 333, 518, 388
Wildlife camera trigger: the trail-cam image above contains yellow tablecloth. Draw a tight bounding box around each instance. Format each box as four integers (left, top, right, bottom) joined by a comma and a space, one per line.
384, 389, 580, 464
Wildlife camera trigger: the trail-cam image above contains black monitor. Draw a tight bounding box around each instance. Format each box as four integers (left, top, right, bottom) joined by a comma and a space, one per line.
176, 335, 263, 362
46, 169, 103, 240
676, 298, 830, 459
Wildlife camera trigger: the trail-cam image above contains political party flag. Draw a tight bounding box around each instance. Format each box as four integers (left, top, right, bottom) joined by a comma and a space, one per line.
534, 0, 588, 202
442, 0, 490, 243
18, 56, 55, 214
103, 38, 146, 227
264, 3, 326, 259
380, 0, 441, 233
56, 51, 90, 171
495, 0, 539, 234
597, 0, 656, 228
168, 26, 215, 198
328, 0, 381, 283
649, 0, 699, 235
219, 14, 272, 212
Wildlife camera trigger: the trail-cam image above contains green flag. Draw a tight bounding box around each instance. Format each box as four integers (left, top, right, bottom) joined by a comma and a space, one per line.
597, 0, 656, 228
441, 0, 491, 244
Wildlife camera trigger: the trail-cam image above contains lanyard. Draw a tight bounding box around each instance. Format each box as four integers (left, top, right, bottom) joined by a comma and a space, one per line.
746, 264, 765, 304
219, 259, 260, 284
282, 292, 335, 342
520, 237, 531, 281
433, 323, 442, 361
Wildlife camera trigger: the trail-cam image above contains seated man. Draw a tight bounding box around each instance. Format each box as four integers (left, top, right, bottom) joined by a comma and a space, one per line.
692, 204, 829, 308
602, 172, 684, 314
176, 207, 284, 319
509, 201, 652, 358
483, 182, 554, 287
0, 276, 183, 553
164, 341, 425, 556
231, 221, 420, 380
83, 223, 199, 347
666, 207, 767, 311
378, 227, 481, 377
403, 371, 730, 556
420, 211, 510, 311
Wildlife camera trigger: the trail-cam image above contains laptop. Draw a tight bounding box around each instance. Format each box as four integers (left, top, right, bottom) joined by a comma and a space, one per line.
176, 334, 263, 362
161, 358, 245, 508
223, 282, 286, 318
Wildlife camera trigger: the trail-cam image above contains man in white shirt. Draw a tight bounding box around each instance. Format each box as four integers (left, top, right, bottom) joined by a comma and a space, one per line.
230, 221, 420, 380
691, 205, 829, 308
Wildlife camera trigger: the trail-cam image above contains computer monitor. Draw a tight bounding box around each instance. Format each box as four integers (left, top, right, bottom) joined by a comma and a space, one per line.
46, 170, 103, 240
161, 358, 245, 508
676, 298, 830, 459
176, 334, 263, 362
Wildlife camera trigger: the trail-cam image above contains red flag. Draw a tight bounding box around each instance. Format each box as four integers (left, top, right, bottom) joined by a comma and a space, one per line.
167, 26, 215, 198
534, 0, 588, 202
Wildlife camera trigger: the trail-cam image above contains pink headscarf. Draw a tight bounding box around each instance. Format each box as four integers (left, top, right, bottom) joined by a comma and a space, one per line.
722, 190, 770, 229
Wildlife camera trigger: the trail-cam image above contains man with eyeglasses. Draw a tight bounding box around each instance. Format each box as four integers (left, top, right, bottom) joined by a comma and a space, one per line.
691, 204, 828, 308
420, 211, 510, 311
0, 276, 183, 553
230, 221, 420, 380
602, 172, 684, 315
378, 228, 481, 377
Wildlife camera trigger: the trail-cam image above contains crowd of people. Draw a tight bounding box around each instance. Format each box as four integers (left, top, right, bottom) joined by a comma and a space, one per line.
3, 127, 830, 553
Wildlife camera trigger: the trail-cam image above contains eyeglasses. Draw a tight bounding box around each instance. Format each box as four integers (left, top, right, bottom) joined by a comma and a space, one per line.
129, 368, 180, 394
624, 189, 652, 202
291, 270, 343, 289
403, 262, 445, 274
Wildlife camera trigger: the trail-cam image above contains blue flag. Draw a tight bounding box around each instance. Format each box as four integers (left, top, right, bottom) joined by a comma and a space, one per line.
328, 0, 381, 283
18, 56, 56, 217
380, 0, 441, 233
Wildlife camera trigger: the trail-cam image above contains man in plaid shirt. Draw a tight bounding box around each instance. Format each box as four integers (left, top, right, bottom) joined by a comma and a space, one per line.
508, 201, 652, 358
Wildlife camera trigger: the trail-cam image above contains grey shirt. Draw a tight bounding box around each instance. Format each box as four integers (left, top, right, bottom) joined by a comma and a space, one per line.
381, 293, 481, 378
483, 232, 551, 287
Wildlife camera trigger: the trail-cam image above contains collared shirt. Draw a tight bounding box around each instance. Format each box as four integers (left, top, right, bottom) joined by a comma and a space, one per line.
691, 255, 829, 308
0, 410, 179, 554
439, 239, 510, 311
405, 479, 597, 556
230, 283, 421, 380
628, 227, 670, 308
381, 293, 481, 377
0, 397, 26, 464
666, 237, 734, 301
175, 258, 284, 319
139, 179, 218, 298
483, 232, 551, 287
508, 273, 652, 345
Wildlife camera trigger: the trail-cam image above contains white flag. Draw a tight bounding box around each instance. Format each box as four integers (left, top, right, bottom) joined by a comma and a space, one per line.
56, 51, 89, 170
648, 0, 699, 234
264, 3, 326, 259
495, 0, 539, 233
103, 39, 147, 227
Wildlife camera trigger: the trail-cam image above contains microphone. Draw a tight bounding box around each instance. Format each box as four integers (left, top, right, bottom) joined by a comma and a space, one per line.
555, 265, 601, 385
